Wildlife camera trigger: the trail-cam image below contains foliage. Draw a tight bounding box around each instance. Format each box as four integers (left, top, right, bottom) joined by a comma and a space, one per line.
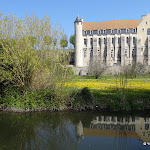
0, 12, 73, 110
0, 13, 70, 91
44, 35, 52, 45
88, 56, 106, 79
69, 34, 75, 48
60, 35, 68, 49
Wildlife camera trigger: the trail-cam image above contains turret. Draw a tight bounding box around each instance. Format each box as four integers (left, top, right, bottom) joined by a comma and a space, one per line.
74, 15, 83, 67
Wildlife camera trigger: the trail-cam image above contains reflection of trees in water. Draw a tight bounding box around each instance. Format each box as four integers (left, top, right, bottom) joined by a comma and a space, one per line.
0, 112, 79, 150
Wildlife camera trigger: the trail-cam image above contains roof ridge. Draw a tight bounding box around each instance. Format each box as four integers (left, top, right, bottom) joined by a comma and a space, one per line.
84, 18, 142, 23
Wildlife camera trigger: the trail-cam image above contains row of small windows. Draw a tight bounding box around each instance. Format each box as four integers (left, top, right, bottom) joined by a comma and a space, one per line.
84, 37, 136, 46
84, 48, 135, 58
84, 28, 137, 35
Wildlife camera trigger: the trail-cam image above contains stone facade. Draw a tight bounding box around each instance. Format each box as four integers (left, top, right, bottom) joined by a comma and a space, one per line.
74, 13, 150, 75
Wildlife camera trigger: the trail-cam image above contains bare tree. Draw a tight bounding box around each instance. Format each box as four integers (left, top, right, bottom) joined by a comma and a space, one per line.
88, 56, 106, 79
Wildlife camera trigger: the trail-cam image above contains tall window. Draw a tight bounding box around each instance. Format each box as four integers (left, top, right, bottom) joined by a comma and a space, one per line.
90, 49, 93, 57
133, 37, 135, 44
118, 48, 121, 58
118, 37, 120, 44
126, 37, 129, 44
112, 38, 114, 44
84, 39, 87, 45
111, 29, 114, 34
104, 38, 106, 44
132, 49, 134, 57
99, 38, 101, 45
98, 30, 101, 34
90, 38, 93, 45
125, 49, 127, 57
111, 50, 114, 57
90, 30, 93, 34
84, 50, 86, 57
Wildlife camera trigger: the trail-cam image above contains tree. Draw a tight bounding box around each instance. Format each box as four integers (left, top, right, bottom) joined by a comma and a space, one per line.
60, 35, 68, 49
88, 57, 106, 79
121, 61, 149, 79
0, 13, 71, 91
69, 35, 75, 48
53, 38, 57, 48
44, 35, 52, 45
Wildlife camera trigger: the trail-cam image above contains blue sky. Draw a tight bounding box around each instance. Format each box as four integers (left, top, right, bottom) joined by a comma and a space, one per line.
1, 0, 150, 47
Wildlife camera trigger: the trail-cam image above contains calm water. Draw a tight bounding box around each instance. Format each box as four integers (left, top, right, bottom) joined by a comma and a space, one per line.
0, 111, 150, 150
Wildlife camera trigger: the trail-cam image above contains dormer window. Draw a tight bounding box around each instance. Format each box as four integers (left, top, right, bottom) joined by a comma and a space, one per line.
111, 29, 114, 34
117, 29, 121, 34
84, 30, 87, 35
126, 28, 129, 33
98, 30, 101, 34
103, 29, 106, 34
90, 30, 93, 34
133, 28, 136, 33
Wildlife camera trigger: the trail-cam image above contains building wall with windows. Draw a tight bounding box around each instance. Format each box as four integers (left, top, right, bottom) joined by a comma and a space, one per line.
74, 13, 150, 75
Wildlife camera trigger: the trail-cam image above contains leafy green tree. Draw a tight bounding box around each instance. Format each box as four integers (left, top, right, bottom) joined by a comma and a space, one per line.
60, 35, 68, 49
44, 35, 52, 45
0, 13, 71, 92
60, 39, 68, 49
69, 35, 75, 48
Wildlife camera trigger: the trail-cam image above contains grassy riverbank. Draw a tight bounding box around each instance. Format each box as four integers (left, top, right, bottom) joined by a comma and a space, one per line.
64, 75, 150, 111
1, 75, 150, 112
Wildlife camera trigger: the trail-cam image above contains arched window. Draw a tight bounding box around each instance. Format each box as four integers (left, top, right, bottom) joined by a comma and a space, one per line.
126, 28, 129, 33
117, 29, 121, 34
90, 38, 93, 45
111, 29, 114, 34
99, 38, 101, 45
112, 38, 114, 44
126, 37, 129, 43
84, 39, 87, 45
84, 30, 87, 34
98, 30, 101, 34
104, 38, 106, 44
103, 29, 106, 34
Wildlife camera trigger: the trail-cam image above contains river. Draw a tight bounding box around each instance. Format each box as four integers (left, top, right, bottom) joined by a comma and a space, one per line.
0, 111, 150, 150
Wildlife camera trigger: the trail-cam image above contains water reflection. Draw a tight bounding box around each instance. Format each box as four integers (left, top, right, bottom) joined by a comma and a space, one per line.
76, 114, 150, 149
0, 112, 150, 150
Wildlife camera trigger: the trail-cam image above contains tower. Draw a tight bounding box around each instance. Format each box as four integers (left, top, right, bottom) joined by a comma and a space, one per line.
74, 15, 83, 67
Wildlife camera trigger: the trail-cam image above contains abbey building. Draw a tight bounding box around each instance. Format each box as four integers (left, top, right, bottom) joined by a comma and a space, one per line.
74, 13, 150, 75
